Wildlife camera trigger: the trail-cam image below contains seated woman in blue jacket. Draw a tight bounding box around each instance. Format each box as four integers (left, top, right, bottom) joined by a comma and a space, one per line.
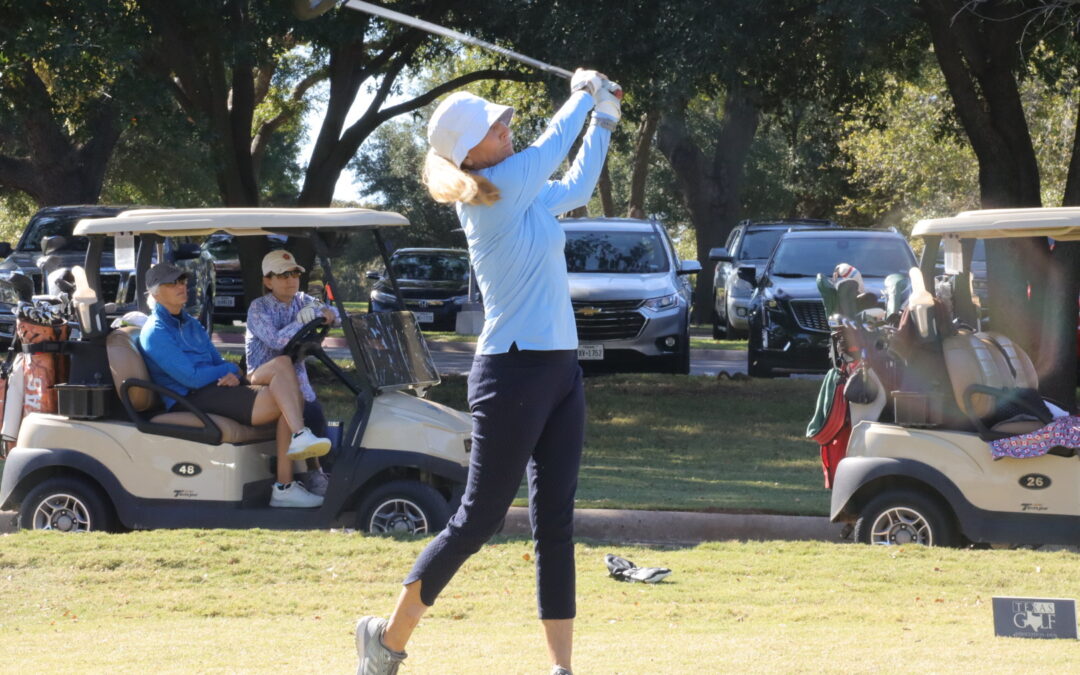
138, 261, 331, 509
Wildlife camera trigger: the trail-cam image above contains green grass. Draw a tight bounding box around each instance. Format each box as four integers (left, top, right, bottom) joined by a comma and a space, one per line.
3, 530, 1079, 673
314, 368, 828, 515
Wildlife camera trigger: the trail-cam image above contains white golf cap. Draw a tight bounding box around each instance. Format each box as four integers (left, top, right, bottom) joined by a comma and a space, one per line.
427, 92, 514, 167
262, 249, 305, 276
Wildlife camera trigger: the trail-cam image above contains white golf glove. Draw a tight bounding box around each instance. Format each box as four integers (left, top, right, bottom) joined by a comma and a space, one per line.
297, 305, 319, 324
570, 68, 604, 97
594, 81, 622, 123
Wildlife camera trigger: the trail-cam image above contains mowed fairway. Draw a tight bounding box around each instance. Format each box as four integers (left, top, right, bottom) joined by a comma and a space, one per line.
321, 372, 829, 515
2, 530, 1079, 674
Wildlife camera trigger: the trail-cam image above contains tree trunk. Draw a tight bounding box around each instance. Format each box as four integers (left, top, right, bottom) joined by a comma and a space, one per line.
657, 91, 759, 323
918, 0, 1080, 405
627, 108, 659, 219
0, 67, 122, 206
598, 162, 615, 217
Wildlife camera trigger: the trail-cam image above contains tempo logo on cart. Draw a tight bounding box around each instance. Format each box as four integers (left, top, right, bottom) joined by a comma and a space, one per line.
993, 597, 1078, 639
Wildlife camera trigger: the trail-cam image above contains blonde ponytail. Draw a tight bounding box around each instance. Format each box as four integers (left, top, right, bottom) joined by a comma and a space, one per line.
422, 150, 500, 206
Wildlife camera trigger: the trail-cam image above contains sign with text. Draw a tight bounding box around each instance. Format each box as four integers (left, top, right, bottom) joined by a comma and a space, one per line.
993, 596, 1077, 639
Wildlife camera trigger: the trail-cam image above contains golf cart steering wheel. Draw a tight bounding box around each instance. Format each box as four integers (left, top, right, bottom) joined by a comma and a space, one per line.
283, 317, 331, 363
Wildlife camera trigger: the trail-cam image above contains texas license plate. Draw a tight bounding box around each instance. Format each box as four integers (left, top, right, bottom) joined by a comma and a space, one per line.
577, 344, 604, 360
214, 295, 236, 307
414, 311, 434, 324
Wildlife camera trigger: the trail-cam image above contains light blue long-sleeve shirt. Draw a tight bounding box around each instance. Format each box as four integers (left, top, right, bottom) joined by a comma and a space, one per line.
459, 90, 612, 355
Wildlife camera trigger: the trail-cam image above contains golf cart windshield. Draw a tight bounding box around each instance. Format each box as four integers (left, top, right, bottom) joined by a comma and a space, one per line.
564, 230, 670, 274
771, 237, 915, 278
348, 312, 439, 391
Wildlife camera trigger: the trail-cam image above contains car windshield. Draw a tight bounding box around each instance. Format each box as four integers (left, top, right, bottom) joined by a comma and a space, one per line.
17, 216, 114, 253
770, 237, 914, 278
203, 236, 237, 259
390, 254, 470, 281
203, 234, 287, 260
564, 230, 669, 273
738, 230, 786, 260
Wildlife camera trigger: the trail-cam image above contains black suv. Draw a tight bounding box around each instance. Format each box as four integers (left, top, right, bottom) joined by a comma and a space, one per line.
367, 248, 472, 330
0, 206, 214, 342
744, 228, 916, 377
708, 218, 837, 339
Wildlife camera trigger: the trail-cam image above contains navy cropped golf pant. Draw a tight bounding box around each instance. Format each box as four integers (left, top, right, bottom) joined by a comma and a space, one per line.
404, 347, 585, 619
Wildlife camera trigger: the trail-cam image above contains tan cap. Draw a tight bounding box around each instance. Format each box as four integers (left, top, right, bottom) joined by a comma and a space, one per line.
262, 249, 305, 276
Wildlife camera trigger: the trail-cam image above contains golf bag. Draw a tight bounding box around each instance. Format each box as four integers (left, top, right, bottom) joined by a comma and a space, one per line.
0, 304, 71, 447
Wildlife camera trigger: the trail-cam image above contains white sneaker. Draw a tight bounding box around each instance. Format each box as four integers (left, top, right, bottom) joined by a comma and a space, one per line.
286, 427, 331, 461
270, 481, 324, 508
304, 469, 329, 497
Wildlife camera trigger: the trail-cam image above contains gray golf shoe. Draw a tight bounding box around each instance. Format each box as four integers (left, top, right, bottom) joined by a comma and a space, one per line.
552, 667, 573, 675
355, 616, 407, 675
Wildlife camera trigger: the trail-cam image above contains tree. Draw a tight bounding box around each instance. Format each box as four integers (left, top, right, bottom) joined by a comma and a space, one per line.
647, 0, 923, 321
916, 0, 1080, 404
0, 0, 147, 206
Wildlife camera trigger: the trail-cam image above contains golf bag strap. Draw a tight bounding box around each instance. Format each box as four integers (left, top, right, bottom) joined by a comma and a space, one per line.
20, 340, 71, 355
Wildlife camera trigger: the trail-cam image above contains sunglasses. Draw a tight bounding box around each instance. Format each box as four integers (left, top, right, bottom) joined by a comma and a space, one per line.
271, 270, 302, 279
161, 276, 189, 287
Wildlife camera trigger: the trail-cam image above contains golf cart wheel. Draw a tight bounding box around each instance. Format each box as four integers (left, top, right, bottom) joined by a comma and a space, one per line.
19, 477, 113, 533
854, 490, 957, 547
356, 480, 451, 535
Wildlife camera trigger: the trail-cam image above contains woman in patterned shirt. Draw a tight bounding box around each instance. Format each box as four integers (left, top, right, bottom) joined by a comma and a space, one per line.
246, 249, 340, 499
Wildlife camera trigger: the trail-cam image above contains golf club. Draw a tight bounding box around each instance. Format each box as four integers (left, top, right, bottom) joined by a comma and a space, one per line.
292, 0, 576, 80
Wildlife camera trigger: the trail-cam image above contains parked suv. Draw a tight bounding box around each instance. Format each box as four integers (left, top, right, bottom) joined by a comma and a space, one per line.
0, 206, 213, 342
200, 233, 288, 323
708, 218, 837, 339
561, 218, 701, 373
745, 228, 916, 377
368, 248, 472, 330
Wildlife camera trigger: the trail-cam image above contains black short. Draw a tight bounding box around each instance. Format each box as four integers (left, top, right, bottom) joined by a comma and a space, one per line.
184, 382, 262, 426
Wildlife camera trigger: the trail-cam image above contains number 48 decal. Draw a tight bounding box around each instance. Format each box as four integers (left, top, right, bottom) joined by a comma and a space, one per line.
172, 463, 202, 477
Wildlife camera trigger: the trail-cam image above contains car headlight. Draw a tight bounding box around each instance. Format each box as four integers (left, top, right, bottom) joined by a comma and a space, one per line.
450, 295, 470, 304
643, 293, 679, 311
370, 289, 397, 305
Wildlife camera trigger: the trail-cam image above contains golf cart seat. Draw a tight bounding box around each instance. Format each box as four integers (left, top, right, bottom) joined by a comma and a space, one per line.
106, 326, 276, 445
942, 330, 1051, 440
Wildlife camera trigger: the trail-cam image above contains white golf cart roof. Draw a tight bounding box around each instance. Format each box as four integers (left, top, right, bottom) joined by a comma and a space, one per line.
72, 207, 410, 237
912, 207, 1080, 241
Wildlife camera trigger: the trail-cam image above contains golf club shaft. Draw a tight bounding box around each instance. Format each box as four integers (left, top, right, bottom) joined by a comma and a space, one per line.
341, 0, 574, 79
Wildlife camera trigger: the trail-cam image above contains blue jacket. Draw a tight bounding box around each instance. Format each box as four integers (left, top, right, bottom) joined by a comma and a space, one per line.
460, 91, 612, 354
139, 302, 239, 409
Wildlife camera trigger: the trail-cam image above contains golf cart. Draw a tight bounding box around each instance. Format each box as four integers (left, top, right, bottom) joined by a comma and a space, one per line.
828, 208, 1080, 547
0, 208, 471, 534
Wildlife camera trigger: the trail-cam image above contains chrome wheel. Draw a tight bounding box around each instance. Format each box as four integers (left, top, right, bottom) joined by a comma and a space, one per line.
368, 498, 429, 534
32, 493, 92, 532
869, 506, 933, 546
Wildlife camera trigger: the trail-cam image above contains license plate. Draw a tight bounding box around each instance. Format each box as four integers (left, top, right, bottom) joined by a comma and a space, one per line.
414, 311, 434, 324
577, 344, 604, 360
214, 295, 236, 307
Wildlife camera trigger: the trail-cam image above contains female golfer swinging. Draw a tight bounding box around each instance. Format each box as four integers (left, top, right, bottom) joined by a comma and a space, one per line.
354, 69, 621, 675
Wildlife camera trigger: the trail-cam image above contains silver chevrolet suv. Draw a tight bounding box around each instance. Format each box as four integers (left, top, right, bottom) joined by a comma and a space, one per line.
561, 218, 701, 374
